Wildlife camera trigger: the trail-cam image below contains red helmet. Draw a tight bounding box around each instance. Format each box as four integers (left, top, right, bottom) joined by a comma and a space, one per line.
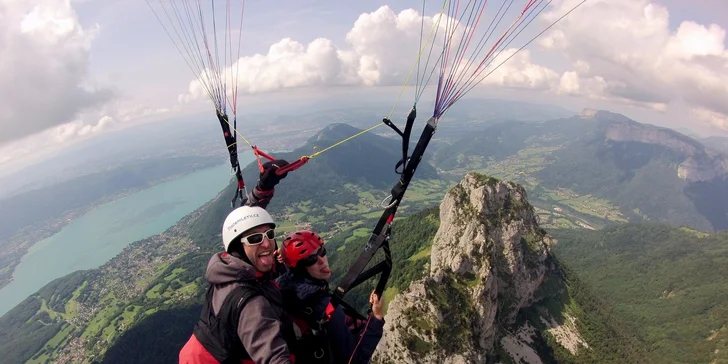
280, 230, 324, 268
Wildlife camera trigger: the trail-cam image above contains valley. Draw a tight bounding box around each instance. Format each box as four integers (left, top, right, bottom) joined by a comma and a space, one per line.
440, 143, 629, 231
3, 105, 728, 363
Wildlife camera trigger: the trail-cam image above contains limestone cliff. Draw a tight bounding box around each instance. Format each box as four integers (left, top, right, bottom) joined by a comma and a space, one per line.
677, 155, 728, 182
372, 173, 575, 364
581, 108, 728, 182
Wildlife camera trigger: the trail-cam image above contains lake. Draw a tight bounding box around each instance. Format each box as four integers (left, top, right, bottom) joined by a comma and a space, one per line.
0, 153, 256, 316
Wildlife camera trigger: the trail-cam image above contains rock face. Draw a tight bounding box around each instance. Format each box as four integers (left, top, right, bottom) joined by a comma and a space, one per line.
582, 108, 728, 182
678, 155, 728, 182
604, 121, 702, 156
372, 173, 554, 364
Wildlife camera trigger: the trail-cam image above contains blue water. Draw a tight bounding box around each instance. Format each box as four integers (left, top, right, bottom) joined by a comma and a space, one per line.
0, 154, 255, 317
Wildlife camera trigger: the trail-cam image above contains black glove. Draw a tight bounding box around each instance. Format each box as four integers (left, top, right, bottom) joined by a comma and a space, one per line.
258, 159, 290, 190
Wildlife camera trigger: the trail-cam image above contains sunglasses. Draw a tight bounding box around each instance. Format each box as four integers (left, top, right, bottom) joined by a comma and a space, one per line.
240, 228, 276, 246
298, 245, 327, 267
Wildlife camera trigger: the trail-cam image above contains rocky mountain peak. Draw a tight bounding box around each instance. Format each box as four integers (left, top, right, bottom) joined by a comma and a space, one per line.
373, 172, 555, 363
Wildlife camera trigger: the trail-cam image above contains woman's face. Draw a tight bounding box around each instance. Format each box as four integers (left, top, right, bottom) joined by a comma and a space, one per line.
305, 250, 332, 280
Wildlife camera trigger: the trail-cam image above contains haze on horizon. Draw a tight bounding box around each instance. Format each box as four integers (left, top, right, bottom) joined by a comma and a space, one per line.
1, 0, 727, 183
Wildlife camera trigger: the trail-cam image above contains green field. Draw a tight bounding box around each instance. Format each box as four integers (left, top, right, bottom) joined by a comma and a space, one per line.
486, 146, 562, 178
276, 179, 451, 241
435, 146, 631, 231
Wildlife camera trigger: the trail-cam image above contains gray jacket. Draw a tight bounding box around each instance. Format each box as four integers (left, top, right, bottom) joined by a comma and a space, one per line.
203, 251, 293, 364
203, 185, 292, 364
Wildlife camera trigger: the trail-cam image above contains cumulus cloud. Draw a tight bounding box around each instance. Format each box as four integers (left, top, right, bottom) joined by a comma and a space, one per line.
46, 98, 173, 143
180, 37, 358, 103
180, 5, 557, 105
694, 108, 728, 131
0, 98, 173, 173
52, 115, 114, 143
480, 49, 560, 90
0, 0, 115, 145
542, 0, 728, 127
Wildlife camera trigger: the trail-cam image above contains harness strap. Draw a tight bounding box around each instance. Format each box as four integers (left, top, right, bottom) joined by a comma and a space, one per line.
282, 295, 336, 364
217, 111, 247, 207
332, 108, 439, 316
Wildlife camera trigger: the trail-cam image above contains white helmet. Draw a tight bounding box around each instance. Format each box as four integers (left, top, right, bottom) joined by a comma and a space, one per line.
221, 206, 276, 252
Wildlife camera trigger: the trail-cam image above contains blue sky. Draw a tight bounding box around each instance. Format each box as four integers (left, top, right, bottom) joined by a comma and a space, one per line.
1, 0, 727, 176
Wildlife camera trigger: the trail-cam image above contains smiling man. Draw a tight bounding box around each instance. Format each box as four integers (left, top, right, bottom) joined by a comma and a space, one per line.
179, 159, 297, 364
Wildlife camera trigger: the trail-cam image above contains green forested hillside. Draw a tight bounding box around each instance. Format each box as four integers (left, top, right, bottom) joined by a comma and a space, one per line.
326, 206, 442, 312
550, 223, 728, 364
0, 271, 91, 364
513, 257, 653, 364
242, 123, 439, 213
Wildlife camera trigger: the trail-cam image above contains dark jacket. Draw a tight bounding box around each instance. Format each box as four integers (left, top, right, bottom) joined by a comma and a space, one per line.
179, 252, 294, 364
179, 187, 295, 364
276, 271, 384, 364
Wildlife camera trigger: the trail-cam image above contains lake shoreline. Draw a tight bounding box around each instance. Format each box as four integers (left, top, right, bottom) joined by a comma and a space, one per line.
0, 160, 229, 291
0, 156, 254, 316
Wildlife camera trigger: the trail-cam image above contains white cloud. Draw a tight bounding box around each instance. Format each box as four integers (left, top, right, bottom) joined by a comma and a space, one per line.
52, 115, 114, 143
41, 97, 173, 144
694, 108, 728, 130
0, 0, 115, 145
179, 5, 558, 106
180, 37, 358, 103
0, 98, 174, 174
479, 49, 560, 90
542, 0, 728, 127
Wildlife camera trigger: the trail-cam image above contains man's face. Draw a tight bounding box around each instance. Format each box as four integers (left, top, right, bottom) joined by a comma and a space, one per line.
241, 224, 276, 272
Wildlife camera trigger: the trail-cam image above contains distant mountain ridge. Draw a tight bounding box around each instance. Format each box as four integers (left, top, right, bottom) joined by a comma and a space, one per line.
701, 136, 728, 154
433, 108, 728, 231
581, 109, 728, 182
241, 122, 439, 214
544, 109, 728, 231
